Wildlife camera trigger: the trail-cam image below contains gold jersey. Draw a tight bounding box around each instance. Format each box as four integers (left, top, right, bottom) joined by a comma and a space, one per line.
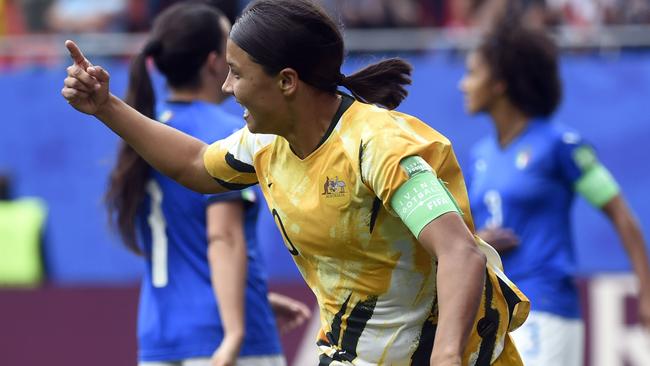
204, 96, 528, 365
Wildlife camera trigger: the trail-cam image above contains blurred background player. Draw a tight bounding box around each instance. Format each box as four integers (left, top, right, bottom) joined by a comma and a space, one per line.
459, 18, 650, 366
104, 2, 308, 366
45, 0, 128, 33
0, 173, 47, 287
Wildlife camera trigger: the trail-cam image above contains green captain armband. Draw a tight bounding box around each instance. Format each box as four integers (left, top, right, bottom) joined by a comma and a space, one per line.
575, 163, 620, 208
572, 146, 620, 207
390, 156, 460, 238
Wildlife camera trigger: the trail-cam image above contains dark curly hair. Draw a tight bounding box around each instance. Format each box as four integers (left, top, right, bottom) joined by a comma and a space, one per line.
478, 21, 562, 118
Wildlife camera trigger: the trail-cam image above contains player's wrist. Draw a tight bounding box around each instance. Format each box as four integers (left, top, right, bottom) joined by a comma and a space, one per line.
94, 93, 119, 120
223, 328, 245, 344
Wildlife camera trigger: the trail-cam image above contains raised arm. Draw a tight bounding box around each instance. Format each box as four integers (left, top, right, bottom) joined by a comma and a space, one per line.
267, 292, 311, 334
61, 40, 224, 194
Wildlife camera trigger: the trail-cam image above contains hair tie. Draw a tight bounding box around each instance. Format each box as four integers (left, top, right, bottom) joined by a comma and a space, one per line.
144, 40, 163, 56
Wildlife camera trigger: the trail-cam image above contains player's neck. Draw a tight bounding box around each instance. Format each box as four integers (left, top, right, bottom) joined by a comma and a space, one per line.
283, 92, 341, 159
490, 101, 529, 148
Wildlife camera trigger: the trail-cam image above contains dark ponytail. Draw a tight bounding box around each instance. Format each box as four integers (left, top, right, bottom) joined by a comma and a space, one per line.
340, 58, 412, 110
126, 47, 157, 119
105, 48, 156, 254
231, 0, 412, 110
105, 2, 228, 253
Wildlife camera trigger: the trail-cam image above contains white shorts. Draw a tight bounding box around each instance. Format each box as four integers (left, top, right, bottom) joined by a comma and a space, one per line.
139, 354, 286, 366
510, 310, 584, 366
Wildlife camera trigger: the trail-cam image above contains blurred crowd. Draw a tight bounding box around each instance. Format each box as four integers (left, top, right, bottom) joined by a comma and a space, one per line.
446, 0, 650, 29
2, 0, 650, 36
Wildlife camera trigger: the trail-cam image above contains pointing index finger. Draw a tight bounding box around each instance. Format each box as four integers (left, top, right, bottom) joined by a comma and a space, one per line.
65, 40, 91, 69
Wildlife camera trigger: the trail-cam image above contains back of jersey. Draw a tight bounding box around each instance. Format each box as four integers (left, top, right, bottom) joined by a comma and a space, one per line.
136, 101, 281, 361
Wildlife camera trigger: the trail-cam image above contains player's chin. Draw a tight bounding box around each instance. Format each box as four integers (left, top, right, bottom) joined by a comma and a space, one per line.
245, 111, 279, 135
462, 103, 476, 115
464, 101, 483, 116
243, 109, 256, 130
246, 123, 258, 133
244, 115, 263, 134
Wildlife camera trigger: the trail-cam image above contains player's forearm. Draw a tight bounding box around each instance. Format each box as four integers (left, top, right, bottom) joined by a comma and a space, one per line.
209, 232, 248, 341
605, 197, 650, 287
96, 94, 221, 193
431, 244, 486, 364
613, 210, 650, 287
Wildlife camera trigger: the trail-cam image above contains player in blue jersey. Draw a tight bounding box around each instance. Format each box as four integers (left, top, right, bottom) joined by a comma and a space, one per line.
104, 3, 309, 366
459, 20, 650, 365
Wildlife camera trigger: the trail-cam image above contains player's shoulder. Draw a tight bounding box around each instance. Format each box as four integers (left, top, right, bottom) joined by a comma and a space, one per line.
190, 104, 248, 143
341, 101, 450, 147
246, 130, 277, 155
532, 119, 582, 143
155, 101, 215, 136
545, 123, 590, 155
338, 99, 387, 135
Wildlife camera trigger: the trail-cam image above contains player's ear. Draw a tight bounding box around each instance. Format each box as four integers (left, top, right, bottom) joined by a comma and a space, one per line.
277, 68, 298, 96
206, 52, 219, 75
493, 80, 507, 97
208, 51, 228, 75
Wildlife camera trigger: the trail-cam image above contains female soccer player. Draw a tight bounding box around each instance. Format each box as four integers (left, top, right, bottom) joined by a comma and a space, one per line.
103, 3, 308, 366
460, 20, 650, 366
62, 1, 528, 364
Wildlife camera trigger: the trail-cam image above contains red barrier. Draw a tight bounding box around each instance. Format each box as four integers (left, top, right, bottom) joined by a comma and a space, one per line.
0, 282, 316, 366
0, 285, 139, 366
1, 276, 647, 366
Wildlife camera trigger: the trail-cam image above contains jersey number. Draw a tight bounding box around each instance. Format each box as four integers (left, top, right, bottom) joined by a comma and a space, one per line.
272, 209, 299, 256
147, 180, 168, 287
484, 190, 503, 228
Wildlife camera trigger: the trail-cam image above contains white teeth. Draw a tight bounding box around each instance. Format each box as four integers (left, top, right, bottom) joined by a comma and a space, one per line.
243, 109, 250, 119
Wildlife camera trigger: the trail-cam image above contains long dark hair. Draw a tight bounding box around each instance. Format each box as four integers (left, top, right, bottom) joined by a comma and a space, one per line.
230, 0, 412, 110
477, 19, 562, 118
105, 2, 228, 253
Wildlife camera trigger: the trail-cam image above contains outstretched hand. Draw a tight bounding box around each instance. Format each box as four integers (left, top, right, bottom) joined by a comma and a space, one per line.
477, 227, 520, 253
211, 335, 241, 366
268, 292, 312, 334
61, 40, 111, 115
639, 281, 650, 332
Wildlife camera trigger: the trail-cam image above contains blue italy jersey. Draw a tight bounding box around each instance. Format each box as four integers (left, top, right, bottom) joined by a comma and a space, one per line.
467, 119, 595, 319
136, 101, 282, 361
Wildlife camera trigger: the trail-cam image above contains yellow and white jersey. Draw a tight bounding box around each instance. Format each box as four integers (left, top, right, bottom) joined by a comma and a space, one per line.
204, 96, 528, 365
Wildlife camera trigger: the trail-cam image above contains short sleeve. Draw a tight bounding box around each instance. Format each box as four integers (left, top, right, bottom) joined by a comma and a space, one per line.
555, 131, 592, 184
555, 131, 620, 207
360, 111, 473, 224
203, 127, 260, 191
